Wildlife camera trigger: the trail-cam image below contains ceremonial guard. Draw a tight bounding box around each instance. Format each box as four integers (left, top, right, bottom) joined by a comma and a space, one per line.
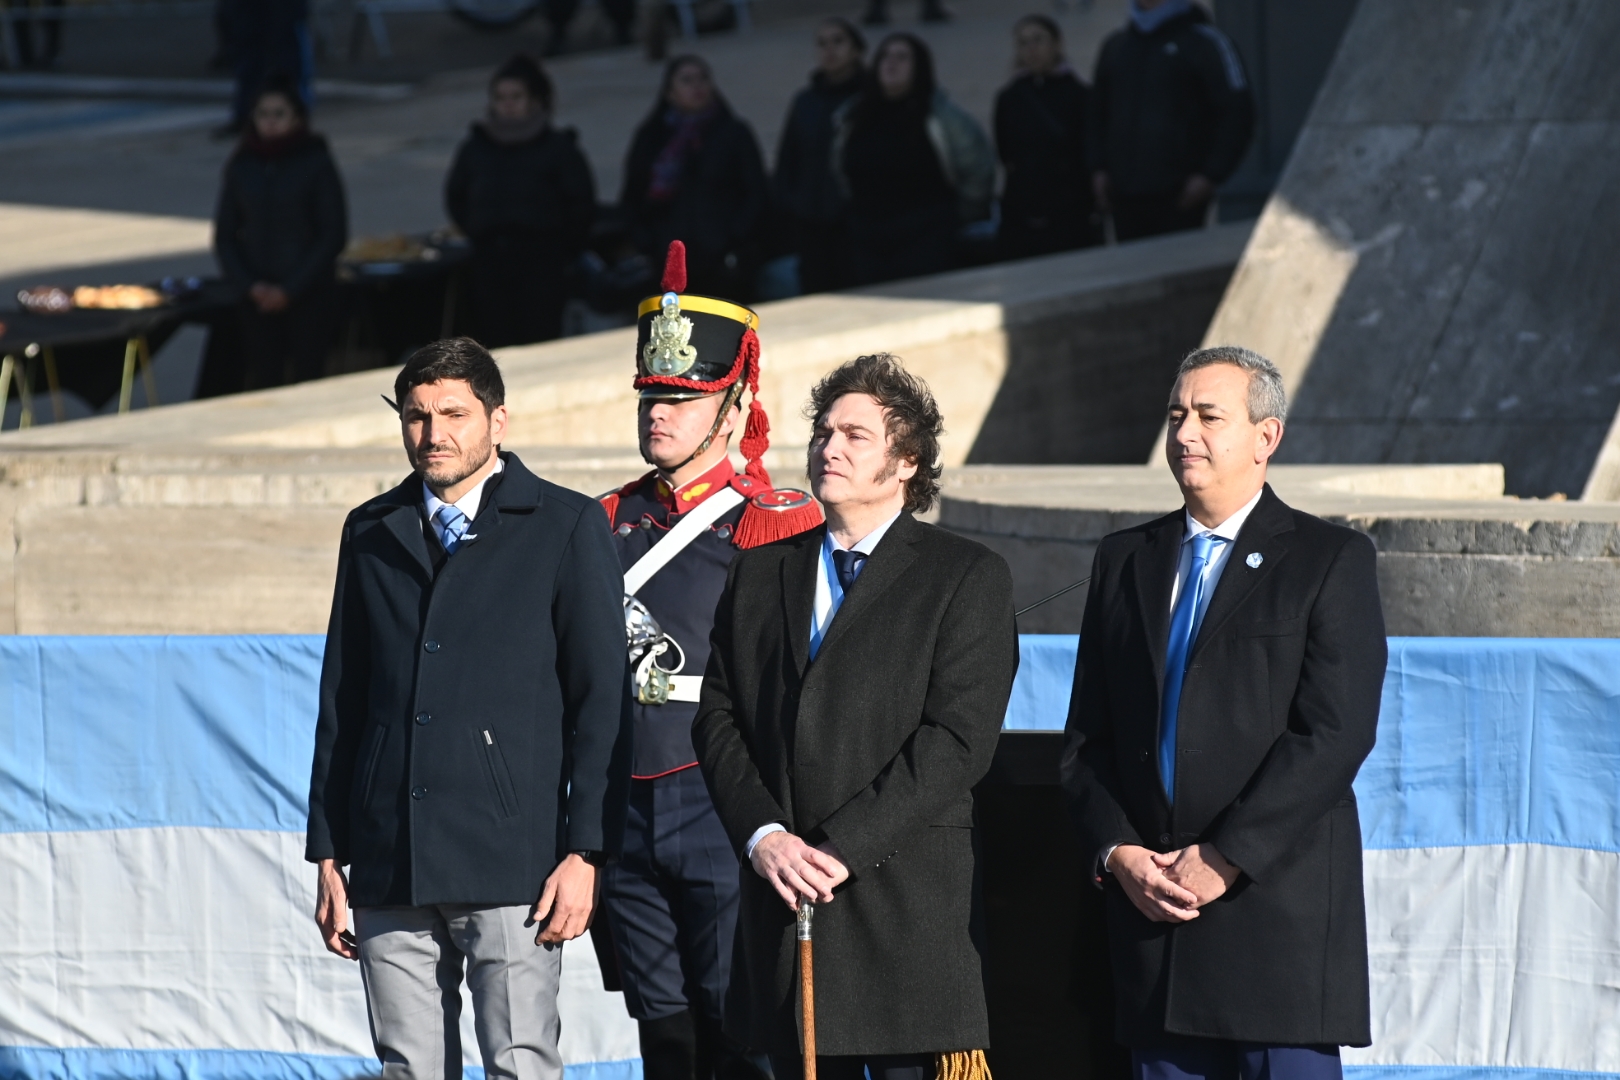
599, 241, 823, 1080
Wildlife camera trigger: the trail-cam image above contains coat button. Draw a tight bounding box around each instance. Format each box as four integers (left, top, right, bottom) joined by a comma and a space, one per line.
1159, 833, 1171, 845
415, 712, 431, 725
1139, 750, 1149, 762
412, 786, 428, 800
423, 640, 440, 653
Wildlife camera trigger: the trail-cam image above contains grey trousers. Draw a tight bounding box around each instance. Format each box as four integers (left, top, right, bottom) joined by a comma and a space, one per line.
354, 904, 564, 1080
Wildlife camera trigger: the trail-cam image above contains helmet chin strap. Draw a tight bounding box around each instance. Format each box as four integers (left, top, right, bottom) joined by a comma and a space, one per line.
650, 383, 745, 478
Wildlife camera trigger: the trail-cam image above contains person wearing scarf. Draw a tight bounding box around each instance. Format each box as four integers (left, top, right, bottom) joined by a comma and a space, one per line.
620, 56, 768, 301
994, 14, 1102, 260
445, 53, 596, 348
1087, 0, 1255, 241
213, 74, 347, 390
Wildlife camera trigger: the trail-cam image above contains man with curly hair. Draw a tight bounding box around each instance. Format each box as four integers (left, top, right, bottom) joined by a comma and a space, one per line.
694, 353, 1020, 1080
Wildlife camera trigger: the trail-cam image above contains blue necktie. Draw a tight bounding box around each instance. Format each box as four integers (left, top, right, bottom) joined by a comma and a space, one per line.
832, 548, 867, 592
435, 505, 471, 554
1159, 533, 1222, 804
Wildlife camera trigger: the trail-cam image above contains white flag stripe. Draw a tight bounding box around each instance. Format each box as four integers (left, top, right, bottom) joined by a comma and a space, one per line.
0, 826, 640, 1069
1348, 843, 1620, 1075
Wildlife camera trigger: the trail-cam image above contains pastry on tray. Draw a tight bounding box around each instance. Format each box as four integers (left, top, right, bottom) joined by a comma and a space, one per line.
71, 284, 166, 310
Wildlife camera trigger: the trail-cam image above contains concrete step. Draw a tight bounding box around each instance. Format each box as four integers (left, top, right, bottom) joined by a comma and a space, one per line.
943, 465, 1620, 637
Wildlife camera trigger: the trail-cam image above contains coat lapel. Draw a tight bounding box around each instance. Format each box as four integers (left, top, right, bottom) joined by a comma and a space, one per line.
377, 476, 434, 578
812, 513, 921, 662
781, 525, 824, 676
1130, 510, 1184, 692
1191, 484, 1295, 657
456, 452, 542, 555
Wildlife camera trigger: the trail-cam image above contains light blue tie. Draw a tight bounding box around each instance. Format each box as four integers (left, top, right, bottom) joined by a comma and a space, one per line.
1159, 533, 1223, 804
435, 505, 471, 554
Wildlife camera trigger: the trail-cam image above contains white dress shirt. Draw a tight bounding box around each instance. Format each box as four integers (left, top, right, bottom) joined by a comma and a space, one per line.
423, 457, 504, 551
746, 509, 904, 860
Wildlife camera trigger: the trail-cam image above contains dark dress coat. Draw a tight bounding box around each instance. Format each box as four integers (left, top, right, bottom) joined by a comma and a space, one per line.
1059, 486, 1385, 1048
305, 453, 632, 908
620, 104, 769, 299
693, 513, 1019, 1056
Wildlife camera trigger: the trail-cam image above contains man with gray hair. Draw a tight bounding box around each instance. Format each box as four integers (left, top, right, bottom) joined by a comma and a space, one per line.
1060, 346, 1386, 1080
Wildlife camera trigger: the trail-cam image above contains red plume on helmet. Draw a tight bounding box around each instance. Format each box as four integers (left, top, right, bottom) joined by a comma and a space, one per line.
661, 240, 688, 294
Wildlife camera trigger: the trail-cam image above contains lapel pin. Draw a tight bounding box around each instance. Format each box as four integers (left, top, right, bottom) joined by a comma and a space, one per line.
1246, 552, 1264, 569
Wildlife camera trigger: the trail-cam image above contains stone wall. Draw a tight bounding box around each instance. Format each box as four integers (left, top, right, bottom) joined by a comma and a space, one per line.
1196, 0, 1620, 499
0, 228, 1246, 634
941, 465, 1620, 637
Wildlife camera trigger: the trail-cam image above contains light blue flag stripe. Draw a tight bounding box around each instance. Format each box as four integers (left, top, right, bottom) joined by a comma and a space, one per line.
3, 636, 1619, 853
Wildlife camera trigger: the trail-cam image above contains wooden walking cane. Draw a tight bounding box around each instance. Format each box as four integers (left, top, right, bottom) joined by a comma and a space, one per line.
798, 899, 817, 1080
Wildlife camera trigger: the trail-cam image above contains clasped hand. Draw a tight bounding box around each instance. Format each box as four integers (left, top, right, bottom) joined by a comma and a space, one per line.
1106, 842, 1240, 923
750, 830, 849, 909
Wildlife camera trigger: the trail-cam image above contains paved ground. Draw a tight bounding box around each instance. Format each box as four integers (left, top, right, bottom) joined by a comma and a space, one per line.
2, 0, 1128, 280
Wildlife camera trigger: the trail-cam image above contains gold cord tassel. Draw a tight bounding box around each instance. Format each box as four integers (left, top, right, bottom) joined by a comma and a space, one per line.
935, 1050, 992, 1080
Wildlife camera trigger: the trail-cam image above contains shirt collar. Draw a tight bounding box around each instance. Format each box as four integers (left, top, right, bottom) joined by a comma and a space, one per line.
1183, 486, 1264, 544
653, 457, 737, 514
423, 456, 504, 522
824, 509, 904, 557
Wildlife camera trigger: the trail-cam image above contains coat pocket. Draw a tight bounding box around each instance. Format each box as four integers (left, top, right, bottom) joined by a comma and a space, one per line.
476, 727, 521, 819
358, 725, 389, 809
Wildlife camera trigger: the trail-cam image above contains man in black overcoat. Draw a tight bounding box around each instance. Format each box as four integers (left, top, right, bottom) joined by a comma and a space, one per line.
694, 353, 1020, 1080
306, 338, 631, 1080
1061, 346, 1386, 1080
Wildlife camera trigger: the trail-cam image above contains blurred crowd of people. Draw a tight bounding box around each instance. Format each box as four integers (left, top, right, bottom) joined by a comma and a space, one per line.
210, 0, 1253, 389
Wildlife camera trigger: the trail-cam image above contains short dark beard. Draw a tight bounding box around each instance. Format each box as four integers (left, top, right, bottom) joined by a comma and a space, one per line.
416, 436, 494, 490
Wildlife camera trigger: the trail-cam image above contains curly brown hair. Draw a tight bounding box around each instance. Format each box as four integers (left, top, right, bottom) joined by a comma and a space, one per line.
805, 353, 944, 513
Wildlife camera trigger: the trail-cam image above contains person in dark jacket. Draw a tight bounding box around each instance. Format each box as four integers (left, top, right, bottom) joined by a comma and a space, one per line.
833, 33, 993, 286
307, 337, 632, 1080
1088, 0, 1254, 241
771, 17, 866, 294
995, 15, 1100, 260
213, 77, 347, 390
1061, 347, 1383, 1080
620, 56, 769, 300
446, 54, 596, 348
